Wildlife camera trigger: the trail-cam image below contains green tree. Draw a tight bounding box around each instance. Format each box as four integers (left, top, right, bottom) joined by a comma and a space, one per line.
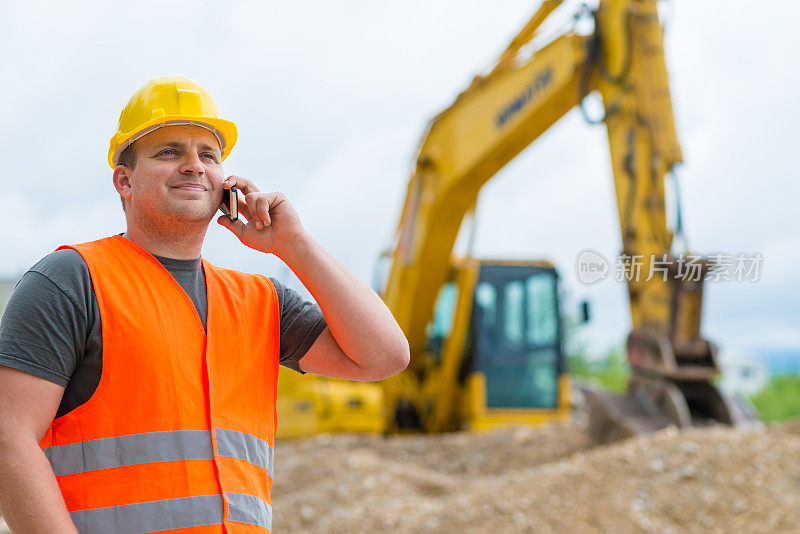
750, 374, 800, 422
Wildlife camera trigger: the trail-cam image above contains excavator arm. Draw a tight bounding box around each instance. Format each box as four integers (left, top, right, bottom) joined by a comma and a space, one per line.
589, 0, 759, 441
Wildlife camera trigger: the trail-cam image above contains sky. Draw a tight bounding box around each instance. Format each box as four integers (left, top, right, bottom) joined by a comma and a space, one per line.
1, 0, 797, 361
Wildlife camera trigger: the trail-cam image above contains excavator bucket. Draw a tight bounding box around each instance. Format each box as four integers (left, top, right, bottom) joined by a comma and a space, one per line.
586, 379, 761, 446
587, 389, 673, 446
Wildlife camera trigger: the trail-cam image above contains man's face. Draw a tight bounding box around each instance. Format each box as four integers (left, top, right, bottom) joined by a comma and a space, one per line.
124, 125, 225, 224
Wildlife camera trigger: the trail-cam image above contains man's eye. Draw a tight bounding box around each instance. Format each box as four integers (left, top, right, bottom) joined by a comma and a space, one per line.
202, 154, 219, 162
159, 149, 177, 156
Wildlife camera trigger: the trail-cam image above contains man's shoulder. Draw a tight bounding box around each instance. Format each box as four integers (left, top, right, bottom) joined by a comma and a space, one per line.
29, 248, 91, 287
17, 249, 95, 312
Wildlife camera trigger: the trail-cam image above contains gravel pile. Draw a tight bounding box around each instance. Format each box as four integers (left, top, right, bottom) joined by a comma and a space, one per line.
273, 418, 800, 533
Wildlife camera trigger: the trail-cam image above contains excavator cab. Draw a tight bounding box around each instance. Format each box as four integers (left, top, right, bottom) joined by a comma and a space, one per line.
421, 260, 571, 432
467, 263, 563, 409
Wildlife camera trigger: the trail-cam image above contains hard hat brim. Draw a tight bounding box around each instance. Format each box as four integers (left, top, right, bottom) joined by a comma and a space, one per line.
108, 116, 238, 168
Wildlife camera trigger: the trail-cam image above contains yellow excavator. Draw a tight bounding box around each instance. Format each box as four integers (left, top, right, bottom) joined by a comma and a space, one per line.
276, 0, 760, 443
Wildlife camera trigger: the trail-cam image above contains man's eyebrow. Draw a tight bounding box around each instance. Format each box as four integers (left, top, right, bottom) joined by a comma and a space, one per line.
156, 141, 220, 153
198, 143, 221, 153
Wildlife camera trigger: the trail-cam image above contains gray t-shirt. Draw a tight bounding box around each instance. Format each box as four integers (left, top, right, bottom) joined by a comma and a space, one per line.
0, 247, 326, 418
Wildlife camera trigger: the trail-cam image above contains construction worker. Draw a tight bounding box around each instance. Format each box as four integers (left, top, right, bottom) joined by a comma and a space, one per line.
0, 76, 410, 533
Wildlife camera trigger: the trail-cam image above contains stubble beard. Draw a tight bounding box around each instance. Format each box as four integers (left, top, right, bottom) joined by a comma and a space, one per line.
130, 193, 217, 248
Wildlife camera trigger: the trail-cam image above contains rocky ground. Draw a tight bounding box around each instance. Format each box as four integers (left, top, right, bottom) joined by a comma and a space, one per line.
272, 418, 800, 533
2, 418, 798, 533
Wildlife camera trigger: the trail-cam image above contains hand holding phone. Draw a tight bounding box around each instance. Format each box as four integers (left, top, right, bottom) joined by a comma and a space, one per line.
219, 186, 238, 220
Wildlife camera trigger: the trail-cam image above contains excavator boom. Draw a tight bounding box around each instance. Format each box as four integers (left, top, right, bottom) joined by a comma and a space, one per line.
385, 31, 589, 360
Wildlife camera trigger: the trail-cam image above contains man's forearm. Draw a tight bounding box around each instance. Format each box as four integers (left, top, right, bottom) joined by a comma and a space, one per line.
281, 233, 409, 375
0, 439, 78, 533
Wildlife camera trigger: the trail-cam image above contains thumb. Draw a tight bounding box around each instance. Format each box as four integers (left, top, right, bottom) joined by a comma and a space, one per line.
217, 215, 246, 239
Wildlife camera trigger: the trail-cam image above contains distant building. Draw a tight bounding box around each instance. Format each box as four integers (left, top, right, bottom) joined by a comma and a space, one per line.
719, 357, 769, 396
0, 279, 19, 316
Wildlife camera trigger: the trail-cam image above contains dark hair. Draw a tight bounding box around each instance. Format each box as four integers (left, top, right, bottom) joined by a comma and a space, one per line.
118, 143, 137, 169
117, 143, 137, 212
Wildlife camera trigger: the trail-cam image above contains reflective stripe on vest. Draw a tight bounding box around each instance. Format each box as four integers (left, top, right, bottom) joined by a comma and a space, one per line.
70, 493, 272, 533
216, 428, 275, 476
43, 428, 274, 477
226, 492, 274, 529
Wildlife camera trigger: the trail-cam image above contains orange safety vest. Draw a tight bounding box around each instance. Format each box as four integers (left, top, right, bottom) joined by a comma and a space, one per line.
38, 235, 280, 534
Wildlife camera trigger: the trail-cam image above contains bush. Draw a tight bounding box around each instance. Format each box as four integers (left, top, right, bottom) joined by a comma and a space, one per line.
749, 374, 800, 422
568, 345, 629, 394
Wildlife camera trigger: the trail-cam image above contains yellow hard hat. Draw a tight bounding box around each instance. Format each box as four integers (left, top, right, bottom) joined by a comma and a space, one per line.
108, 75, 237, 168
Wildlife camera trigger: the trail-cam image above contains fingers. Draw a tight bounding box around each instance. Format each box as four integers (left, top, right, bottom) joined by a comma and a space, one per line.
223, 176, 259, 220
223, 175, 259, 196
246, 192, 275, 230
258, 195, 273, 227
219, 177, 286, 232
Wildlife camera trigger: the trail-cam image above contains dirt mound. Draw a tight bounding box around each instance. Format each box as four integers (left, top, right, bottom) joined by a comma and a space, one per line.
273, 419, 800, 533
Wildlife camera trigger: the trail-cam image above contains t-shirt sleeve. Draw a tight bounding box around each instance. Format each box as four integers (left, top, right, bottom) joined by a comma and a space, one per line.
269, 278, 326, 373
0, 250, 92, 387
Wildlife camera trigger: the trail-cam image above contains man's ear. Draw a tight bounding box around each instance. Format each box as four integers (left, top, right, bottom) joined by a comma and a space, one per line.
113, 165, 133, 202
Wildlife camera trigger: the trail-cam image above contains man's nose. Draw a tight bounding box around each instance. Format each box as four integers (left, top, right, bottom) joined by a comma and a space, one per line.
180, 152, 206, 175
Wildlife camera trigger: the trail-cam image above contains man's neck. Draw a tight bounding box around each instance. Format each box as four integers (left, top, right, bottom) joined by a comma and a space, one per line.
123, 224, 205, 260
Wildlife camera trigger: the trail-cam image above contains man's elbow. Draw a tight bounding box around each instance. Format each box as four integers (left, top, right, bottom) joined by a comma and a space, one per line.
369, 335, 409, 381
393, 336, 411, 374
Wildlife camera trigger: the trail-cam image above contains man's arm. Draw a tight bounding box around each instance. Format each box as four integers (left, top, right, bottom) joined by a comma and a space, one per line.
282, 235, 409, 381
0, 250, 95, 532
217, 177, 409, 381
0, 365, 78, 533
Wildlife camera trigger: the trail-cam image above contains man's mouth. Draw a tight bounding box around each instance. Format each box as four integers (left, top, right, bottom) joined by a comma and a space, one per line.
171, 183, 207, 192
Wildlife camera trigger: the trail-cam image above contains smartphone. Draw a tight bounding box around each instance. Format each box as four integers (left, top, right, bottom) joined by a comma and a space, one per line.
220, 186, 238, 220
